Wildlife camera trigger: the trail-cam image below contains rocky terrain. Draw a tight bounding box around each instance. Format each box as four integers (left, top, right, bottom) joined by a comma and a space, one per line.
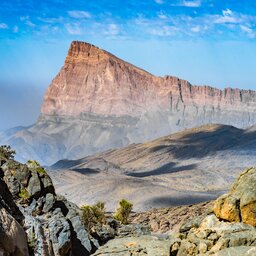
0, 146, 98, 255
1, 41, 256, 165
92, 167, 256, 255
49, 124, 256, 211
1, 145, 256, 255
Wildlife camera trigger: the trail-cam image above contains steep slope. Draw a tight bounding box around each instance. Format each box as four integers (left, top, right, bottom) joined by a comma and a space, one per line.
49, 124, 256, 211
2, 41, 256, 165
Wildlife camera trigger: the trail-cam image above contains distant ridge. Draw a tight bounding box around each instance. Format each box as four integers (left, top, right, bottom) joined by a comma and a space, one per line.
2, 41, 256, 165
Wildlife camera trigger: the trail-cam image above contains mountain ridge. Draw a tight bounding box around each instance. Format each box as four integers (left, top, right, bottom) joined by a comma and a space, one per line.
2, 40, 256, 165
48, 124, 256, 211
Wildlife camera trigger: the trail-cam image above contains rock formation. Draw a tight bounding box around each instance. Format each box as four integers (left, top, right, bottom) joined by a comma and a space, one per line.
2, 41, 256, 165
0, 146, 98, 255
170, 167, 256, 255
213, 167, 256, 227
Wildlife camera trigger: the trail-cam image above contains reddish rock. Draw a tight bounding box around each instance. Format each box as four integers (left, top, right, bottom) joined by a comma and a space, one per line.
42, 41, 256, 118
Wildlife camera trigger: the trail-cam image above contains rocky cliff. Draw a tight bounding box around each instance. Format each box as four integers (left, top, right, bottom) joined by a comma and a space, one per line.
2, 41, 256, 165
0, 146, 98, 256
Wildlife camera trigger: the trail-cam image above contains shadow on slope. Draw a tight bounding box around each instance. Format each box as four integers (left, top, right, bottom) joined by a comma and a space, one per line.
127, 163, 197, 177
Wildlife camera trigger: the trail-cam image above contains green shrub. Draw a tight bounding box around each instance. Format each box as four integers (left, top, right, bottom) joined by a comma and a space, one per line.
114, 199, 133, 224
18, 188, 30, 201
81, 202, 106, 231
27, 160, 47, 174
0, 145, 15, 161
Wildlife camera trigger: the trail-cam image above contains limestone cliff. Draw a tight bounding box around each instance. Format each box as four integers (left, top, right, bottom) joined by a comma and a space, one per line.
2, 41, 256, 165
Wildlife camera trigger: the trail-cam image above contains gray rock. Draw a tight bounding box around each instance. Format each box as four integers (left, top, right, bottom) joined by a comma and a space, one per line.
43, 193, 55, 213
27, 172, 41, 197
92, 235, 170, 256
215, 246, 256, 256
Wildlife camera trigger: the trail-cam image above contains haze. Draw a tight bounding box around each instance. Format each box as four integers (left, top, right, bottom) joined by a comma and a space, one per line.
1, 0, 256, 130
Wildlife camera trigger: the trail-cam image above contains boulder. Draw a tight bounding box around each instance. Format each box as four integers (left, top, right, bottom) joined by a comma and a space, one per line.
214, 167, 256, 226
92, 235, 170, 256
0, 207, 29, 256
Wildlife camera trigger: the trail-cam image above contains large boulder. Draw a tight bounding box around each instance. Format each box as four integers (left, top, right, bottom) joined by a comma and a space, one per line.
170, 214, 256, 255
213, 167, 256, 226
0, 207, 29, 256
0, 153, 29, 255
170, 167, 256, 255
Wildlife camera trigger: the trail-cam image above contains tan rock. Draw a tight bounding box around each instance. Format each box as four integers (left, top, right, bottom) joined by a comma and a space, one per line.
213, 167, 256, 227
0, 208, 29, 256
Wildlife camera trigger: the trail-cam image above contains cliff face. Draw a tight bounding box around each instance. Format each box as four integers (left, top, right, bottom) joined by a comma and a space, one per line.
2, 41, 256, 165
42, 41, 256, 118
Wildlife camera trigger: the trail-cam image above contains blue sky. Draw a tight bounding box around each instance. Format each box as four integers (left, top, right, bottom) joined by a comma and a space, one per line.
1, 0, 256, 130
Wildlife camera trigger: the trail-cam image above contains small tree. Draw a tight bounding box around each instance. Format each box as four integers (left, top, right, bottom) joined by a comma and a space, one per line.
114, 199, 133, 224
81, 202, 106, 232
0, 145, 15, 161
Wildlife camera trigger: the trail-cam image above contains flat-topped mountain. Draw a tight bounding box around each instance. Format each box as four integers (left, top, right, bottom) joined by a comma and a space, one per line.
42, 41, 256, 118
2, 41, 256, 165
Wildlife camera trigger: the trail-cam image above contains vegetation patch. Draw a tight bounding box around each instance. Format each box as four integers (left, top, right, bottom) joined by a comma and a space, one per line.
18, 188, 31, 201
27, 160, 47, 174
114, 199, 133, 224
81, 201, 106, 232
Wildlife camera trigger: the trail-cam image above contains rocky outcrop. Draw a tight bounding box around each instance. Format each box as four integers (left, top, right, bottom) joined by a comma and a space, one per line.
0, 148, 98, 256
213, 167, 256, 227
171, 167, 256, 255
0, 161, 29, 256
41, 41, 256, 119
92, 235, 170, 256
130, 201, 213, 233
2, 41, 256, 165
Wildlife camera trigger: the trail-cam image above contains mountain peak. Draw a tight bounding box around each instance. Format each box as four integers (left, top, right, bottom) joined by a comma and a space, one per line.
66, 40, 113, 64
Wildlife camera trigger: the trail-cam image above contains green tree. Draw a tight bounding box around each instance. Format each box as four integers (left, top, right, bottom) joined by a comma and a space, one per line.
81, 202, 106, 231
114, 199, 133, 224
0, 145, 15, 161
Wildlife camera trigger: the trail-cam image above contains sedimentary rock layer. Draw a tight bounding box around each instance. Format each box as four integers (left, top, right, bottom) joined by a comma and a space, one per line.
2, 41, 256, 165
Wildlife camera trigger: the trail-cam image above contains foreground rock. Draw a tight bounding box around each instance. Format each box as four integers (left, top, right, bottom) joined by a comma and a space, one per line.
130, 201, 213, 233
92, 235, 170, 256
0, 148, 98, 256
0, 157, 29, 256
214, 167, 256, 227
171, 167, 256, 255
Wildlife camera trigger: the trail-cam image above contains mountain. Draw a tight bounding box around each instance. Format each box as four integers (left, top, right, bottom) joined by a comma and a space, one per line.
49, 124, 256, 211
2, 41, 256, 165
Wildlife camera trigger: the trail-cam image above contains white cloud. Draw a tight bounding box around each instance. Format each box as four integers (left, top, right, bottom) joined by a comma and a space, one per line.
181, 0, 201, 7
155, 0, 164, 4
191, 26, 200, 33
0, 23, 8, 29
240, 25, 255, 38
104, 23, 120, 36
214, 9, 240, 24
215, 16, 240, 24
149, 25, 178, 36
38, 17, 63, 24
158, 12, 167, 19
20, 16, 29, 21
20, 16, 36, 27
25, 20, 35, 27
13, 26, 18, 33
65, 23, 83, 35
222, 9, 232, 16
68, 10, 91, 19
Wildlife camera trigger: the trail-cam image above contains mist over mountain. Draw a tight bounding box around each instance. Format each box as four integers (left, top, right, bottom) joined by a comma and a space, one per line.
1, 41, 256, 165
